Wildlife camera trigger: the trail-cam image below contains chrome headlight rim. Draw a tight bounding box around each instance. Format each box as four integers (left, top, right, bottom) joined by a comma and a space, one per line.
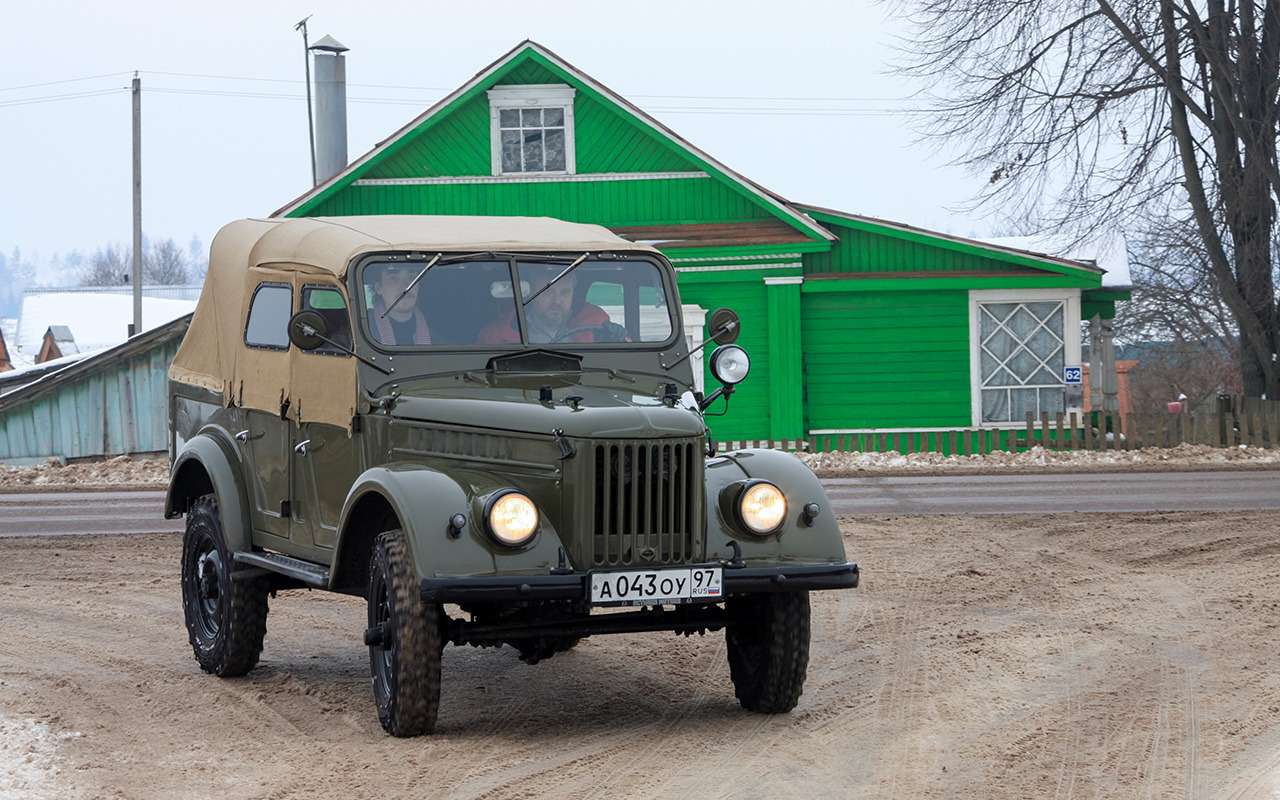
732, 479, 788, 536
482, 489, 540, 548
709, 344, 751, 386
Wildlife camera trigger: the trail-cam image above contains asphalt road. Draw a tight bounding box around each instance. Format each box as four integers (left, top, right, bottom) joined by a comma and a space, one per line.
823, 470, 1280, 515
0, 470, 1275, 537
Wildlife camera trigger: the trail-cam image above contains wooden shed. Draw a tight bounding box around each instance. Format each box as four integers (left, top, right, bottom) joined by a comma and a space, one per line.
274, 40, 1130, 443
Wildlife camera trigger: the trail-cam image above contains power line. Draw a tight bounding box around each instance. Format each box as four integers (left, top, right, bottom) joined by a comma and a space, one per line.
0, 87, 126, 108
136, 68, 921, 104
0, 71, 131, 94
142, 86, 920, 116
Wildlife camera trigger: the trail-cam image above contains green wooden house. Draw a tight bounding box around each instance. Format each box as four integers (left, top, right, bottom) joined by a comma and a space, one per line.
274, 40, 1130, 444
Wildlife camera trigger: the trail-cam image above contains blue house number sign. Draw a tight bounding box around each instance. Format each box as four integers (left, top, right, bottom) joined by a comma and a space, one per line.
1063, 365, 1083, 385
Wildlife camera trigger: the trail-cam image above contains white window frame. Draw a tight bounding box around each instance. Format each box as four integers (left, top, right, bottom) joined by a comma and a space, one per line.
968, 288, 1082, 428
487, 84, 576, 176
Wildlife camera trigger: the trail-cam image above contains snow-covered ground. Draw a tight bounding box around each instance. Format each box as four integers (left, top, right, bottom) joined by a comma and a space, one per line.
797, 442, 1280, 474
0, 712, 79, 800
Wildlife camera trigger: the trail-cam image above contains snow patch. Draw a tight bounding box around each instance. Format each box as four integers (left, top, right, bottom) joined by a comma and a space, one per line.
0, 712, 80, 800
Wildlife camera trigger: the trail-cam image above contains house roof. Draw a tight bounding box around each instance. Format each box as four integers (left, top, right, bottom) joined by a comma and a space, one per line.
15, 291, 196, 355
0, 315, 190, 412
979, 232, 1132, 289
796, 203, 1115, 282
271, 40, 835, 245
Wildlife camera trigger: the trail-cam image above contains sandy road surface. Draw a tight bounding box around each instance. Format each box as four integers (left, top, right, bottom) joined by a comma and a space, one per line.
2, 513, 1280, 799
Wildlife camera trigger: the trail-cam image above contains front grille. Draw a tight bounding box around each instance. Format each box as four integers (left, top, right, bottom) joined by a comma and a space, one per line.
587, 439, 703, 566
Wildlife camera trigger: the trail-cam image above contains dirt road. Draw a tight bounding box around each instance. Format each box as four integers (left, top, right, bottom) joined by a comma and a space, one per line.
2, 512, 1279, 799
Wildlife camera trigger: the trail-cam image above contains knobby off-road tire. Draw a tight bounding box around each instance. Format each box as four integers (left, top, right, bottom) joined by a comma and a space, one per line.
725, 592, 811, 713
367, 529, 443, 737
180, 494, 270, 677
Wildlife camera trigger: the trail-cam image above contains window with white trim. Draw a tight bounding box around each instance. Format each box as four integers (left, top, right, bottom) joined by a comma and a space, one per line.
487, 84, 576, 176
975, 298, 1072, 423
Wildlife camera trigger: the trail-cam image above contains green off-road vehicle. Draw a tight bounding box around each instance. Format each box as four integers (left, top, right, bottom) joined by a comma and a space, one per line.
166, 215, 858, 736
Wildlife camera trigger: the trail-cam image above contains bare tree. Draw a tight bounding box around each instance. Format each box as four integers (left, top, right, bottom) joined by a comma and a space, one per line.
82, 245, 131, 287
145, 237, 189, 285
895, 0, 1280, 398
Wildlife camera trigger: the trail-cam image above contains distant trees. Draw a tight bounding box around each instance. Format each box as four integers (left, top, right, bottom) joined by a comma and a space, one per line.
78, 235, 206, 287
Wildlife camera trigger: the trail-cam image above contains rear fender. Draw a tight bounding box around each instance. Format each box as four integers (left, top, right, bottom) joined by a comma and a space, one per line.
165, 432, 252, 554
332, 465, 569, 590
704, 448, 846, 566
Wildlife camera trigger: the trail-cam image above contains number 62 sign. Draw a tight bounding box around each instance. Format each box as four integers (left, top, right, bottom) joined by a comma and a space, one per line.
1063, 365, 1083, 385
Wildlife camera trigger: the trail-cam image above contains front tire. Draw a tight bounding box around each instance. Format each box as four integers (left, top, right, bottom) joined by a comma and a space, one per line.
180, 494, 269, 677
367, 529, 442, 737
725, 592, 811, 713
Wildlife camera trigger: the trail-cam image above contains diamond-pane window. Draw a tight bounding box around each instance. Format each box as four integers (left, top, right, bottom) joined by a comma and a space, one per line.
978, 300, 1067, 422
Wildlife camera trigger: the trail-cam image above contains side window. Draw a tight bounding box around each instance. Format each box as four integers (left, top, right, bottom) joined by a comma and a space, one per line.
301, 286, 351, 355
245, 283, 292, 350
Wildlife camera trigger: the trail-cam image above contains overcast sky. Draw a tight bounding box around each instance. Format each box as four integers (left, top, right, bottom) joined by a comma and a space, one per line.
2, 0, 995, 281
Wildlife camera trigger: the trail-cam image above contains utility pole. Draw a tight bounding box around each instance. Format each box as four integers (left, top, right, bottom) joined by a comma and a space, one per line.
131, 72, 142, 337
295, 15, 317, 186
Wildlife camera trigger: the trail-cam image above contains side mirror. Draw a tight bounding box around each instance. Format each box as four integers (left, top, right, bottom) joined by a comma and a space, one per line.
708, 307, 741, 344
288, 310, 328, 351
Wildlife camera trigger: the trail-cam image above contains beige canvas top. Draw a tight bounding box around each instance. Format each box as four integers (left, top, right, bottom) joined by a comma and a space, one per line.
169, 215, 660, 430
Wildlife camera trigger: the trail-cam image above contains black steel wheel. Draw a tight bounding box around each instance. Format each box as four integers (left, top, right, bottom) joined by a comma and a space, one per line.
725, 591, 811, 713
367, 529, 442, 737
180, 494, 269, 677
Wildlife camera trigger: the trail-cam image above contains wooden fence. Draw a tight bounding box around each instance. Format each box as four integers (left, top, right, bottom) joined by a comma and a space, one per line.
715, 395, 1280, 455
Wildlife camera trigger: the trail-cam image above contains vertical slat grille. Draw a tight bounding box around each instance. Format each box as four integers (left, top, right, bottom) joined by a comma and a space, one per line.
589, 437, 702, 566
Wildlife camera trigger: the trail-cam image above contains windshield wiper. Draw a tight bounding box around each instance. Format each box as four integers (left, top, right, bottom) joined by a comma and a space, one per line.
522, 253, 589, 306
381, 252, 442, 318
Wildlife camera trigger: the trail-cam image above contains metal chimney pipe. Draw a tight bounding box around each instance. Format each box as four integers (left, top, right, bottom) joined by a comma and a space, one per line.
310, 35, 349, 184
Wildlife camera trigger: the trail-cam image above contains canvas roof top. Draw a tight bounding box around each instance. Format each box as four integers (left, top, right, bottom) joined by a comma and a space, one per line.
229, 214, 661, 276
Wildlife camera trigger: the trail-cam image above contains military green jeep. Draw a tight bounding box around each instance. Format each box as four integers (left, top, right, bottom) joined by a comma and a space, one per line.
166, 215, 858, 736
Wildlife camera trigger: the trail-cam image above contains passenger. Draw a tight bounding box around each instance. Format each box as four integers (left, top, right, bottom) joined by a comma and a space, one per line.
478, 269, 611, 345
368, 263, 432, 346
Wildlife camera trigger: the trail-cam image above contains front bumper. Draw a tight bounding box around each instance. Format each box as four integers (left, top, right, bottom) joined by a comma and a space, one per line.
420, 561, 859, 604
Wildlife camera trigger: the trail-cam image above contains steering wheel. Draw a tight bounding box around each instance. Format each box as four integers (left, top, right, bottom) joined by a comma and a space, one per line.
549, 322, 627, 343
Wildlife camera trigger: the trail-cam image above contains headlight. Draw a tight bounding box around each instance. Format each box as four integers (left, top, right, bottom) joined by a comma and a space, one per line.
485, 491, 539, 546
710, 345, 751, 385
738, 481, 787, 534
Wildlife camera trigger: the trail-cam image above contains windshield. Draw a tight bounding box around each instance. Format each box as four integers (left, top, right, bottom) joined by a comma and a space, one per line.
359, 257, 674, 348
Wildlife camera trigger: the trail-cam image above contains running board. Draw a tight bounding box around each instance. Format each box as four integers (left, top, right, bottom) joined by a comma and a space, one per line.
233, 551, 330, 588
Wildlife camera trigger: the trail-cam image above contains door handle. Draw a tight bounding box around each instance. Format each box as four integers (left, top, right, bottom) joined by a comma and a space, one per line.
234, 430, 263, 443
294, 439, 312, 456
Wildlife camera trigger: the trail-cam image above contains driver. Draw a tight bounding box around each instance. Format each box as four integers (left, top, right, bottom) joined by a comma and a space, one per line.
477, 267, 611, 345
368, 263, 432, 346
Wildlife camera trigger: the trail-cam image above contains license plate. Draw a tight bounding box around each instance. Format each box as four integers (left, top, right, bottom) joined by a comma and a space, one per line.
590, 567, 722, 606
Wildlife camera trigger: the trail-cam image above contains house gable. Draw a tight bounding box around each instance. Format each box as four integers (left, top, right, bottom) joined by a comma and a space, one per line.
276, 41, 833, 246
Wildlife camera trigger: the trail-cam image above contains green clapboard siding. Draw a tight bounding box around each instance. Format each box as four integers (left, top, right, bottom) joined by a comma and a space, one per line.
801, 290, 972, 430
804, 217, 1027, 275
678, 278, 770, 441
364, 60, 693, 179
307, 178, 772, 227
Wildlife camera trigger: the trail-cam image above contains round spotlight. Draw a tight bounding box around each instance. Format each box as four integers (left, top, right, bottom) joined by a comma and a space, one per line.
710, 345, 751, 385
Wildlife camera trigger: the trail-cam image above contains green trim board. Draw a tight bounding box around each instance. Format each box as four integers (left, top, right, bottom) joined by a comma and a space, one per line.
764, 279, 804, 440
801, 273, 1098, 292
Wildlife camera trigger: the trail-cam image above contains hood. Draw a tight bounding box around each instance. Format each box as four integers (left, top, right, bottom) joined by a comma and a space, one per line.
385, 381, 705, 439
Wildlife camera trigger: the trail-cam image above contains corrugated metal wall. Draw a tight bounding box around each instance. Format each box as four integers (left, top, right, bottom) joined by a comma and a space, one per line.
0, 337, 181, 462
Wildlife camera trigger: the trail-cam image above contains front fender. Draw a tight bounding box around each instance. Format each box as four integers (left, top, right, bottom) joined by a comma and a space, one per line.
704, 448, 847, 566
334, 464, 570, 588
165, 432, 251, 554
